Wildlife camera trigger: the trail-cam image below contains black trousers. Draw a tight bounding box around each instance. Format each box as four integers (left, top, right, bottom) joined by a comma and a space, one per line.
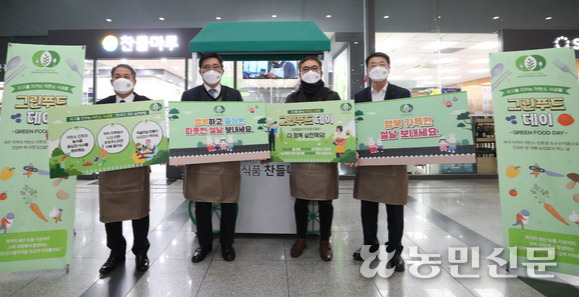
195, 202, 237, 248
361, 200, 404, 254
295, 198, 333, 240
105, 215, 150, 258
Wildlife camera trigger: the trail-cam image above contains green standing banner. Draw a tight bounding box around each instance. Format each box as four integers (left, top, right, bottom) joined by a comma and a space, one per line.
0, 43, 84, 273
169, 101, 270, 165
47, 101, 169, 178
265, 100, 357, 163
355, 92, 475, 165
490, 47, 579, 276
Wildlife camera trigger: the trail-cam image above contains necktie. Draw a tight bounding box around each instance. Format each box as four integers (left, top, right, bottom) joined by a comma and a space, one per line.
120, 99, 126, 103
209, 89, 217, 99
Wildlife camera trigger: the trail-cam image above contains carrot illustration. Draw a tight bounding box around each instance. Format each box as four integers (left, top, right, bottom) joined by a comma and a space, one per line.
543, 203, 570, 226
20, 185, 48, 223
29, 203, 48, 222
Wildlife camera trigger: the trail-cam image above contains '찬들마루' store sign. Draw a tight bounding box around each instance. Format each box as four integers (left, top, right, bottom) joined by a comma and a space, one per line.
47, 101, 169, 178
490, 47, 579, 276
0, 43, 84, 273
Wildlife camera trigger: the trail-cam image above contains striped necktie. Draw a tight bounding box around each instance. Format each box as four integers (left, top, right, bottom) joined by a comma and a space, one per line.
209, 89, 217, 99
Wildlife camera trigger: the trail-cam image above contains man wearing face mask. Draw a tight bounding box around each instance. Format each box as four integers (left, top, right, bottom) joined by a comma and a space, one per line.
181, 53, 242, 263
349, 52, 410, 272
96, 64, 152, 274
285, 56, 340, 261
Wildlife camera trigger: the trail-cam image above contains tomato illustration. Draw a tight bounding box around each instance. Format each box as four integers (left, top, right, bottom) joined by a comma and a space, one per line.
506, 165, 521, 178
0, 192, 7, 200
509, 189, 518, 197
557, 113, 574, 126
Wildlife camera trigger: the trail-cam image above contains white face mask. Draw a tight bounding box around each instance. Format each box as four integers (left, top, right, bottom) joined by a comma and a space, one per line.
112, 78, 134, 94
202, 70, 222, 85
301, 71, 321, 84
368, 66, 389, 82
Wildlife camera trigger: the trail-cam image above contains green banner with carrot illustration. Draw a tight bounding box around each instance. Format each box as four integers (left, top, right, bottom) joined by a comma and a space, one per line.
490, 47, 579, 276
0, 43, 84, 273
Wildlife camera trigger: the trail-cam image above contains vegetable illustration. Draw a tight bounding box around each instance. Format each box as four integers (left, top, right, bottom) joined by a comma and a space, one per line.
29, 203, 48, 222
509, 189, 518, 197
543, 203, 569, 226
566, 173, 579, 189
531, 184, 570, 226
0, 167, 16, 181
56, 189, 70, 200
557, 113, 574, 126
53, 176, 69, 187
20, 185, 48, 222
0, 192, 7, 200
506, 165, 521, 178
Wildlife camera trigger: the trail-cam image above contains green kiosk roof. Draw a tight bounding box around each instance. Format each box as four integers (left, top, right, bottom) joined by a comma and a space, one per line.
189, 21, 330, 61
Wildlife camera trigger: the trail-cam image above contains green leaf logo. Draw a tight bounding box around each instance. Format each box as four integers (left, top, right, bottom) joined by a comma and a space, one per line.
340, 103, 353, 111
150, 103, 163, 112
515, 55, 547, 72
214, 105, 225, 113
400, 104, 413, 113
32, 50, 60, 67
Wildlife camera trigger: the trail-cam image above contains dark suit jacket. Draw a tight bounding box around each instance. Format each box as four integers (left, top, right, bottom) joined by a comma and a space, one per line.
94, 92, 152, 223
181, 85, 242, 102
353, 82, 410, 205
96, 93, 151, 105
353, 83, 410, 103
180, 84, 243, 203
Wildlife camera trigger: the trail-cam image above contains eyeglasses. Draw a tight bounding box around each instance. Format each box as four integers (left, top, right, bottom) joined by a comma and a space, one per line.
301, 65, 319, 72
368, 62, 389, 68
202, 65, 222, 71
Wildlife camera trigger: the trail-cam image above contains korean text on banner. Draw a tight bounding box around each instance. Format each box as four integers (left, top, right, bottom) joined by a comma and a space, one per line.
0, 43, 84, 273
490, 47, 579, 276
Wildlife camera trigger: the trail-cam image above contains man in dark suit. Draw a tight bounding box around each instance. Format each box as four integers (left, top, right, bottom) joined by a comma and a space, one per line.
96, 64, 151, 274
181, 53, 242, 263
350, 52, 410, 272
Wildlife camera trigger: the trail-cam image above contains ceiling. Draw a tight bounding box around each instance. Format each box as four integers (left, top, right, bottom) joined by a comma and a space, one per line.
2, 0, 578, 89
2, 0, 579, 36
376, 32, 498, 88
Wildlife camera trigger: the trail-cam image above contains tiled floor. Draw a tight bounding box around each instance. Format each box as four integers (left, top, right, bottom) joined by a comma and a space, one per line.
1, 167, 578, 297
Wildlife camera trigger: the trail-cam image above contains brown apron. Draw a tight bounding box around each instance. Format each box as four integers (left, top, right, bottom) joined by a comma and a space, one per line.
290, 163, 339, 201
183, 161, 241, 203
98, 166, 150, 223
354, 165, 408, 205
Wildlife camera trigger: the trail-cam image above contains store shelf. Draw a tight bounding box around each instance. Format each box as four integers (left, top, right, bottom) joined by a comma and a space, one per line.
476, 157, 497, 173
472, 116, 496, 173
476, 138, 495, 142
